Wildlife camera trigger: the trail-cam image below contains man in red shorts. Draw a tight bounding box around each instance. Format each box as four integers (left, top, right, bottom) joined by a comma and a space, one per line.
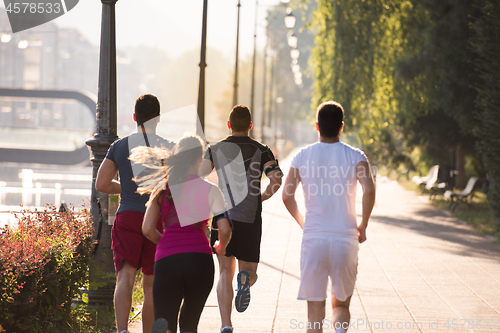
96, 94, 174, 333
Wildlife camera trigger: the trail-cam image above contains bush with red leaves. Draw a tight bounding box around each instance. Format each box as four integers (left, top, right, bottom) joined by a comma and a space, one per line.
0, 206, 94, 332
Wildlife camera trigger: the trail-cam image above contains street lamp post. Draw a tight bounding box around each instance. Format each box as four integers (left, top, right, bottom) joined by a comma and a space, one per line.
261, 13, 270, 142
261, 3, 296, 147
85, 0, 119, 304
287, 32, 298, 48
268, 54, 276, 135
249, 0, 258, 138
197, 0, 208, 137
233, 0, 241, 107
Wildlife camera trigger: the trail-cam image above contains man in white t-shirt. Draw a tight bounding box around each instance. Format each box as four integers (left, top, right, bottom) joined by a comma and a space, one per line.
282, 101, 376, 333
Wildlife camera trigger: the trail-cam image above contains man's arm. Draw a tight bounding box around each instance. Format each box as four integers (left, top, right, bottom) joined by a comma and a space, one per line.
282, 167, 304, 228
95, 158, 121, 194
261, 160, 282, 202
199, 159, 214, 178
356, 161, 376, 243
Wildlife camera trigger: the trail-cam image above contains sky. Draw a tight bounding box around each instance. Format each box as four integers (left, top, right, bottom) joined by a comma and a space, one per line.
0, 0, 296, 139
47, 0, 284, 59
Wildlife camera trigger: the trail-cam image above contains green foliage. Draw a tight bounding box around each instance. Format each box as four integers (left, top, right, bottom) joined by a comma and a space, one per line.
471, 0, 500, 225
432, 193, 499, 240
69, 303, 116, 333
309, 0, 498, 230
309, 0, 479, 163
87, 263, 115, 291
0, 207, 94, 332
132, 271, 144, 309
311, 0, 414, 166
395, 0, 479, 163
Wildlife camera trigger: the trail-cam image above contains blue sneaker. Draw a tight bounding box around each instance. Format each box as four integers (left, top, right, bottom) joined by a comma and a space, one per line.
152, 318, 168, 333
221, 326, 233, 333
235, 270, 251, 312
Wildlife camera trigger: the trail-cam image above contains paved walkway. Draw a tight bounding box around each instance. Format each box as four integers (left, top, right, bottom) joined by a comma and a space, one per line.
129, 156, 500, 333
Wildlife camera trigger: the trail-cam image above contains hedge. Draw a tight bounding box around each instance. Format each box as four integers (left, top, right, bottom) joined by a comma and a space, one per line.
0, 207, 94, 333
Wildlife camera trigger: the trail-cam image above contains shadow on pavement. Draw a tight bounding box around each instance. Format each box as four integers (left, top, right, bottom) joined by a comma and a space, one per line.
370, 211, 500, 258
259, 260, 300, 280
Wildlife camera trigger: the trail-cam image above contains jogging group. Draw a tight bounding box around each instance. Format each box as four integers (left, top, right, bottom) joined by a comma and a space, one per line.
95, 94, 376, 333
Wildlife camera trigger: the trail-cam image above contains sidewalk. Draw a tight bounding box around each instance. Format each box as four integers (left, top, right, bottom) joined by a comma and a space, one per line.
130, 161, 500, 332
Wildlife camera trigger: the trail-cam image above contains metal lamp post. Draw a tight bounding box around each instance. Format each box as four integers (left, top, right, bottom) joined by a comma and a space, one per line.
287, 32, 298, 48
261, 13, 270, 142
85, 0, 119, 304
233, 0, 241, 107
197, 0, 208, 137
249, 0, 258, 138
268, 55, 276, 139
261, 4, 295, 145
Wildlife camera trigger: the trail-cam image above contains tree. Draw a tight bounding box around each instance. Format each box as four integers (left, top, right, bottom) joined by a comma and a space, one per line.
310, 0, 482, 184
310, 1, 417, 162
472, 0, 500, 224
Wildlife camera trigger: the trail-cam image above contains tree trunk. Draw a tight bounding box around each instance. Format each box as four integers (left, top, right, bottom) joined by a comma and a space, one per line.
455, 144, 466, 189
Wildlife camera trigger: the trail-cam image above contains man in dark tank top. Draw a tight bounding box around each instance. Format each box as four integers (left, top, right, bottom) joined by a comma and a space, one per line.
199, 105, 282, 333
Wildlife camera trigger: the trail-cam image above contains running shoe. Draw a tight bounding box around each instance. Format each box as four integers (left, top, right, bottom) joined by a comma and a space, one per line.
152, 318, 168, 333
220, 327, 233, 333
235, 270, 251, 312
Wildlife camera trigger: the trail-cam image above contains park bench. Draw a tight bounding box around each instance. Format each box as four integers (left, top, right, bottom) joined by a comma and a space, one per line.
429, 165, 456, 199
412, 165, 453, 199
428, 181, 448, 200
412, 165, 439, 187
444, 177, 479, 211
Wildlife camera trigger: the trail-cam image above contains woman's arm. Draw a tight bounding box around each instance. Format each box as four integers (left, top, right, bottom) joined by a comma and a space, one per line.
142, 193, 162, 244
209, 185, 231, 255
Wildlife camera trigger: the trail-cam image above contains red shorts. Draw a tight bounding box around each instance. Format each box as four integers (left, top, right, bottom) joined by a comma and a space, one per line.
111, 211, 162, 275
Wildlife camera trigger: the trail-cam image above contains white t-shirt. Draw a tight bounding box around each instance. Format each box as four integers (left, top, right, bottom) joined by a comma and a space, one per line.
290, 142, 368, 237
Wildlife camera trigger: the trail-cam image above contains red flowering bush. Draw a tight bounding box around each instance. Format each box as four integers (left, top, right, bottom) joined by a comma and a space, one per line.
0, 206, 94, 332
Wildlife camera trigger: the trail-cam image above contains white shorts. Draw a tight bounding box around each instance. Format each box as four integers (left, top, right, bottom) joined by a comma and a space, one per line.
298, 233, 359, 302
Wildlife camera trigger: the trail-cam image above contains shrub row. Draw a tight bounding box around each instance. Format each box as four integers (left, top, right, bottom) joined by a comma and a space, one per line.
0, 207, 93, 333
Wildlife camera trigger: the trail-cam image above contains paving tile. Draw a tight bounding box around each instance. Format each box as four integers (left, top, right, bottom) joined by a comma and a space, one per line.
127, 156, 500, 333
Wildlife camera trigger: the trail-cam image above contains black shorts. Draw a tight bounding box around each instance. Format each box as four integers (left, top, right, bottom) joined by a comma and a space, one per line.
210, 215, 262, 263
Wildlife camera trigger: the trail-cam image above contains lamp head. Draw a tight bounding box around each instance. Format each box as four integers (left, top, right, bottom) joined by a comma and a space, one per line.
285, 12, 296, 29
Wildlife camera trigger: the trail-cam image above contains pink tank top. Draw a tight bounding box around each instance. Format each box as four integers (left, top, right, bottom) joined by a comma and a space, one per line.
155, 175, 213, 261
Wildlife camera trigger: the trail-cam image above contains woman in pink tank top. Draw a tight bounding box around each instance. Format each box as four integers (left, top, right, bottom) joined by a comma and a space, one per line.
131, 136, 231, 333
